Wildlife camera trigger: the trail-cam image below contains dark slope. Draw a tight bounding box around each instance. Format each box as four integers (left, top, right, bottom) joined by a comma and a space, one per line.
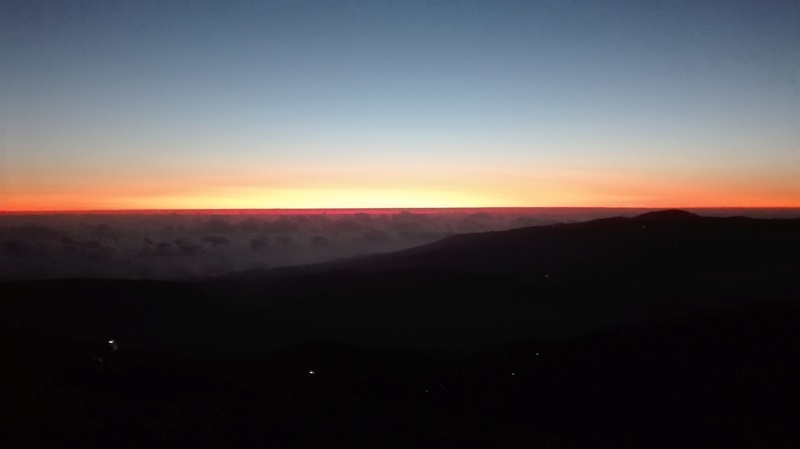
223, 210, 798, 292
1, 210, 799, 448
2, 284, 798, 448
327, 210, 798, 284
192, 211, 799, 351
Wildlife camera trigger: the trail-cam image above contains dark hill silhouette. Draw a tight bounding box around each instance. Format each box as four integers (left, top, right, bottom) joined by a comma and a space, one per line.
236, 209, 798, 292
634, 208, 701, 220
1, 210, 799, 448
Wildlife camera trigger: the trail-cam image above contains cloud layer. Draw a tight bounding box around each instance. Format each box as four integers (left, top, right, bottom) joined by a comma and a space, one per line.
1, 208, 795, 281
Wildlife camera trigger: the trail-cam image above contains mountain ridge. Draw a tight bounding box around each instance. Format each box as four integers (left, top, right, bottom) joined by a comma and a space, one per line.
248, 210, 799, 283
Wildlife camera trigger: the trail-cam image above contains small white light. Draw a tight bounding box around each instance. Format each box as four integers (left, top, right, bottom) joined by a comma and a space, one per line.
511, 372, 515, 376
535, 352, 540, 356
308, 370, 315, 375
108, 340, 114, 344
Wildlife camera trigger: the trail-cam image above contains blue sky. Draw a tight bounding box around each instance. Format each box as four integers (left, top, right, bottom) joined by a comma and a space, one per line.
2, 0, 798, 209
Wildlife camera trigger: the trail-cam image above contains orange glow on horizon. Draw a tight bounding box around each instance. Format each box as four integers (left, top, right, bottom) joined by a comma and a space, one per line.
3, 163, 798, 212
3, 185, 797, 213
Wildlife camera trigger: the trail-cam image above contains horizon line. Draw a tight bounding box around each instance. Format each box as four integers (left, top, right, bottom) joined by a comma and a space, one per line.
3, 206, 799, 215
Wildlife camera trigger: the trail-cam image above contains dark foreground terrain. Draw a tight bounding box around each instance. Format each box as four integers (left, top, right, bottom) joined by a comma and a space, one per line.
2, 210, 799, 448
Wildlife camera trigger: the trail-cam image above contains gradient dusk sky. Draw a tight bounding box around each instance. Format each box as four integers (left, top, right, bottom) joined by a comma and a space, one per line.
2, 0, 798, 211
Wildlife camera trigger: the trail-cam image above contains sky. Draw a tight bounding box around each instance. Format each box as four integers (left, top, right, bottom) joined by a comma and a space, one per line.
1, 0, 799, 211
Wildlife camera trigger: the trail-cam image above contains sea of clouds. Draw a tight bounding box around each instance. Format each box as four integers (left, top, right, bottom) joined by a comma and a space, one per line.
1, 208, 794, 281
